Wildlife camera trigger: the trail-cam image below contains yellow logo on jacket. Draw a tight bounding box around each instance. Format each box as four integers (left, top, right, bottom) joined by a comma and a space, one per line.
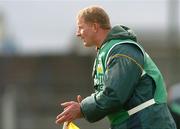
97, 63, 103, 74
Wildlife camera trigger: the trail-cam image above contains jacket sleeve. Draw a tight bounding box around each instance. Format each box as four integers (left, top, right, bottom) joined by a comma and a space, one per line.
80, 44, 144, 122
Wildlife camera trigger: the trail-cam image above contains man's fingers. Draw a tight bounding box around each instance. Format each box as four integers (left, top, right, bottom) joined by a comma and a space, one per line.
55, 115, 67, 124
56, 106, 71, 119
55, 114, 72, 124
77, 95, 83, 103
61, 101, 74, 108
56, 99, 82, 125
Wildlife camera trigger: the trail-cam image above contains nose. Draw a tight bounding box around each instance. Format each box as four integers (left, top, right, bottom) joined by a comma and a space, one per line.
76, 30, 80, 37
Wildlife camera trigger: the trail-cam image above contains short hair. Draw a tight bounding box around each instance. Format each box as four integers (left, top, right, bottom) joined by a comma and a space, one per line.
77, 6, 111, 29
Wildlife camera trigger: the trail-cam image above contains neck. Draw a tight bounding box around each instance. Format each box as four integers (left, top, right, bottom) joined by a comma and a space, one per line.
96, 29, 110, 48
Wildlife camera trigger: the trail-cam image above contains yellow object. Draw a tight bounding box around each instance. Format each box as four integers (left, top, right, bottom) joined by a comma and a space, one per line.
97, 63, 103, 74
63, 122, 80, 129
68, 122, 80, 129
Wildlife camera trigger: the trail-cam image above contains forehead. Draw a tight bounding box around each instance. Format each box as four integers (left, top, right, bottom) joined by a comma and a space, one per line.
77, 17, 93, 28
77, 17, 85, 26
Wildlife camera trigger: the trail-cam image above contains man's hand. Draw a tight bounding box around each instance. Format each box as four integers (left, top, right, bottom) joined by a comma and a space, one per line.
55, 95, 83, 124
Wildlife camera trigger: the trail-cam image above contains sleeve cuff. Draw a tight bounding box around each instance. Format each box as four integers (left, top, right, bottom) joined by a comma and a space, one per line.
80, 94, 105, 122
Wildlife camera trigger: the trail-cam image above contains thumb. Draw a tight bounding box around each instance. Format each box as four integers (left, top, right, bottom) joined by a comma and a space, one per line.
77, 95, 83, 103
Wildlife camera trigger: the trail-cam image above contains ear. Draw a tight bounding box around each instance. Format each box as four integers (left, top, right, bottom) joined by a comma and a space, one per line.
92, 23, 99, 32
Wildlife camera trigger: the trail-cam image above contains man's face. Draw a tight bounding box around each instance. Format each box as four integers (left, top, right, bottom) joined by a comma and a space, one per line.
76, 17, 96, 47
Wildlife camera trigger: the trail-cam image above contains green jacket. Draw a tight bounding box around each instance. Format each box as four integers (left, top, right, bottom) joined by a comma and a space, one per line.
80, 25, 176, 129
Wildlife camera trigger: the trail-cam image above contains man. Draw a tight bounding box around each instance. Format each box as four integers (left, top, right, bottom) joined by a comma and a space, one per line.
56, 6, 176, 129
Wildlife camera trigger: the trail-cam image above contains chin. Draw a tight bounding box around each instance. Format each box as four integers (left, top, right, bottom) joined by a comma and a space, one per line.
83, 42, 91, 47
